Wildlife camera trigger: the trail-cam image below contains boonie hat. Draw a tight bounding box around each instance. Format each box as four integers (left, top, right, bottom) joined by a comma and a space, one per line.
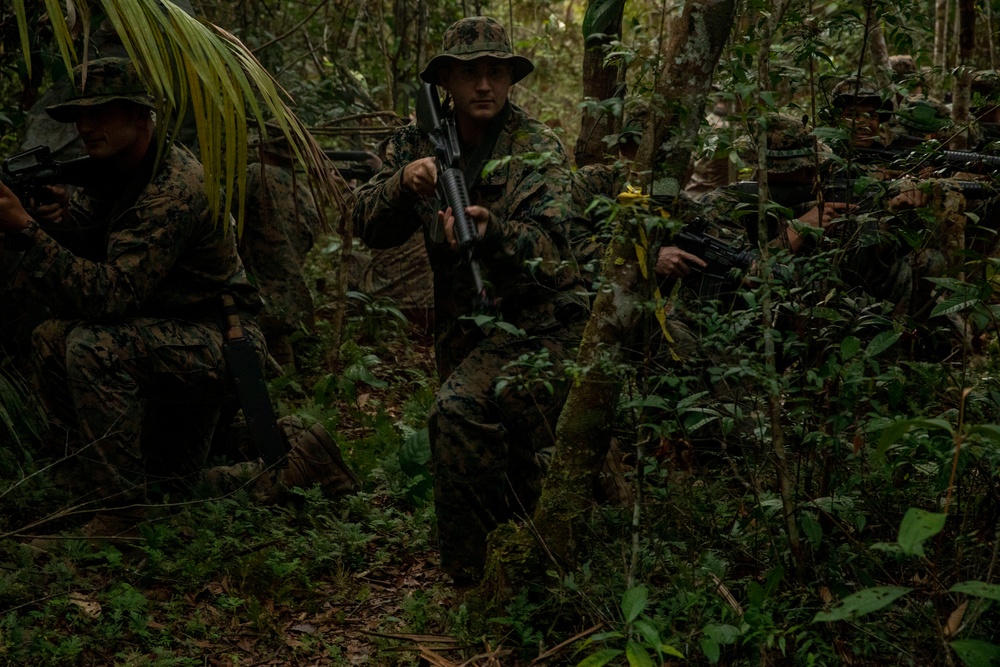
420, 16, 534, 86
738, 113, 822, 175
894, 95, 952, 135
46, 57, 155, 123
831, 76, 894, 120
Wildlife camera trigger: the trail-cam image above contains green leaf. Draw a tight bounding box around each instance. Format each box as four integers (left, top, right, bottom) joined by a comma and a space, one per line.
661, 644, 685, 659
812, 586, 912, 622
583, 0, 625, 37
876, 418, 953, 459
703, 624, 741, 645
701, 637, 721, 664
965, 425, 1000, 443
801, 513, 823, 549
633, 619, 661, 649
840, 336, 861, 360
864, 331, 901, 359
950, 581, 1000, 602
398, 427, 431, 477
625, 641, 654, 667
622, 586, 648, 623
931, 297, 980, 318
576, 648, 622, 667
950, 639, 1000, 667
897, 508, 946, 557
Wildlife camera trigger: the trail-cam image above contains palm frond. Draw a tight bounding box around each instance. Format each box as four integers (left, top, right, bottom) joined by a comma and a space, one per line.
31, 0, 346, 231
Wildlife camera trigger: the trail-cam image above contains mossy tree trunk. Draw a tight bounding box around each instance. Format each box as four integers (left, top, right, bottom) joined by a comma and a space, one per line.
573, 0, 625, 167
485, 0, 737, 589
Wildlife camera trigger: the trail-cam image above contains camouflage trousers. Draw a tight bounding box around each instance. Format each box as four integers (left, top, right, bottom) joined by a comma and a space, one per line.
31, 316, 264, 507
428, 318, 585, 582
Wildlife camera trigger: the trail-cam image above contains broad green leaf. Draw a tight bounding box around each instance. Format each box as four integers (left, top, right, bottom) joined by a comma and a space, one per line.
813, 586, 912, 622
633, 619, 661, 649
625, 641, 654, 667
701, 637, 721, 664
950, 581, 1000, 602
802, 513, 823, 549
622, 586, 648, 623
897, 508, 946, 557
864, 331, 901, 359
703, 624, 741, 644
877, 418, 953, 459
583, 0, 625, 37
950, 639, 1000, 667
965, 425, 1000, 443
587, 631, 626, 643
576, 648, 622, 667
661, 644, 685, 659
840, 335, 861, 360
931, 297, 980, 318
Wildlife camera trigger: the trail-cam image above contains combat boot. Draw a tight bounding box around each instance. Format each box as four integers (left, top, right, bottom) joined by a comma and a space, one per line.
277, 417, 361, 497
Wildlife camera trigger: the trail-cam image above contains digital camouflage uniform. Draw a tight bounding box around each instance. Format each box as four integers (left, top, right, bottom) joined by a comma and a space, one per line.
353, 17, 587, 582
239, 148, 321, 363
10, 58, 264, 508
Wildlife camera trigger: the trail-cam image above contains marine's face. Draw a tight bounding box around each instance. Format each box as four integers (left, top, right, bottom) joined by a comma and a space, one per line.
439, 57, 513, 126
75, 100, 148, 161
840, 101, 882, 148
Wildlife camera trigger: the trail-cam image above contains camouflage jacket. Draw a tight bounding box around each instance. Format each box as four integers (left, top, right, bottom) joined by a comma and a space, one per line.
15, 144, 260, 322
353, 102, 585, 375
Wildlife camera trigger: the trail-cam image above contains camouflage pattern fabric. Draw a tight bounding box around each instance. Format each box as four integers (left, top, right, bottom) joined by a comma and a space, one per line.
13, 143, 263, 505
238, 161, 320, 339
353, 102, 587, 580
420, 16, 533, 85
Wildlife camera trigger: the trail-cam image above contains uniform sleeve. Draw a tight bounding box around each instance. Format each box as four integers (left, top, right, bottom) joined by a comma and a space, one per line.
352, 126, 427, 250
17, 186, 196, 320
477, 137, 582, 289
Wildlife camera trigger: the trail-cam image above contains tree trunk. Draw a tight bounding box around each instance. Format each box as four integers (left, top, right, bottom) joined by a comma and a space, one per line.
573, 0, 625, 167
868, 24, 892, 91
950, 0, 975, 150
933, 0, 951, 98
484, 0, 737, 591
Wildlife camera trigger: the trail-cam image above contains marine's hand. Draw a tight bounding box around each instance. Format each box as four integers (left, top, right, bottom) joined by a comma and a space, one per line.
0, 180, 31, 233
888, 179, 929, 210
31, 185, 69, 224
441, 205, 489, 252
655, 245, 707, 278
401, 157, 437, 196
798, 201, 854, 229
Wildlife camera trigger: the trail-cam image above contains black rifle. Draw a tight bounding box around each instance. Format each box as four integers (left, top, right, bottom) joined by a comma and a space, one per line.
1, 145, 97, 198
854, 144, 1000, 173
415, 82, 489, 309
673, 218, 758, 300
1, 145, 109, 259
736, 177, 996, 212
323, 150, 379, 184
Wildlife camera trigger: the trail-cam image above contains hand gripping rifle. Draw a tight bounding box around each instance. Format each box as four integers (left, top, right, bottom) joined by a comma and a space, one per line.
673, 217, 758, 301
415, 82, 490, 310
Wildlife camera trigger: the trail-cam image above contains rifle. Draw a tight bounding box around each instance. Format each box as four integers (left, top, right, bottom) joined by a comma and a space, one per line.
415, 82, 490, 309
854, 143, 1000, 173
1, 145, 108, 259
323, 150, 380, 184
673, 217, 758, 300
1, 145, 97, 199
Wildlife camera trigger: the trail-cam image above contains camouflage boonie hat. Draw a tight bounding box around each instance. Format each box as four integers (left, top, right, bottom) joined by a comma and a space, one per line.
894, 95, 952, 135
737, 113, 821, 174
617, 100, 651, 145
420, 16, 534, 85
831, 76, 894, 119
46, 57, 155, 123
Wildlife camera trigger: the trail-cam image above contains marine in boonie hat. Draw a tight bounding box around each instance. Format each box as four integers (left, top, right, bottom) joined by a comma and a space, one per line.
737, 113, 822, 175
46, 57, 156, 123
420, 16, 534, 86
